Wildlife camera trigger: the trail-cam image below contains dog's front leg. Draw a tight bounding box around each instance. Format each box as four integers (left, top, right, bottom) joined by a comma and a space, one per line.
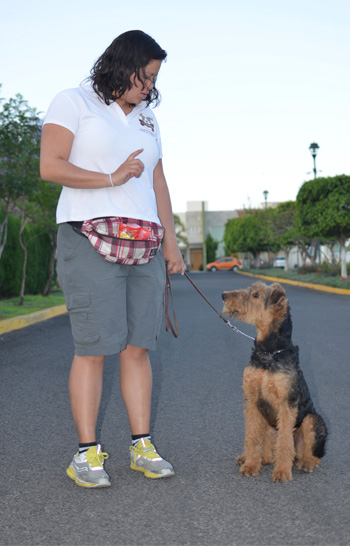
272, 404, 297, 483
238, 400, 266, 477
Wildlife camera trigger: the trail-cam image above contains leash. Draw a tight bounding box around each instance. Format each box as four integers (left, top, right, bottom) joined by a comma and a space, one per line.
165, 266, 179, 337
183, 272, 255, 341
165, 266, 255, 342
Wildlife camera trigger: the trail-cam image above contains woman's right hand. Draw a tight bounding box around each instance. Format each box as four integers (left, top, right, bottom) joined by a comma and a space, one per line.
111, 149, 144, 186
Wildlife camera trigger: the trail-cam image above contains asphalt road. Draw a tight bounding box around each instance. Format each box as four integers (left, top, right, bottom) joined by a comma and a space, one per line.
0, 272, 349, 546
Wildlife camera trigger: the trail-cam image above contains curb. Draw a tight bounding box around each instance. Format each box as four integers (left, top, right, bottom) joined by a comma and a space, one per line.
0, 304, 67, 335
1, 272, 349, 336
236, 271, 350, 295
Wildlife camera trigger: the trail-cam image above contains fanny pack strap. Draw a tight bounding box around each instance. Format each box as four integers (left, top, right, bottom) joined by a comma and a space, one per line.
165, 264, 179, 338
68, 220, 83, 229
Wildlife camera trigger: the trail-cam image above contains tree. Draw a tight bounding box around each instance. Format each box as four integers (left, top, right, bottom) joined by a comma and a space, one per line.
173, 214, 188, 247
224, 209, 271, 267
205, 233, 218, 263
35, 180, 61, 296
0, 91, 42, 259
269, 201, 298, 271
0, 213, 53, 298
17, 201, 39, 305
16, 181, 61, 303
297, 175, 350, 278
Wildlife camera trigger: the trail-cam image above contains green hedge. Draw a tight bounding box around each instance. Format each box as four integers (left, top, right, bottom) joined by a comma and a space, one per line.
0, 214, 53, 298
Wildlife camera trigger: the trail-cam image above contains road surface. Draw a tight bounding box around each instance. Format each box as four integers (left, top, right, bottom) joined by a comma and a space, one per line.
0, 271, 349, 546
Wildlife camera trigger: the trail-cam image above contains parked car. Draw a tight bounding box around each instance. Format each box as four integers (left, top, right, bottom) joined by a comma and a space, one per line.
273, 256, 286, 268
206, 257, 242, 272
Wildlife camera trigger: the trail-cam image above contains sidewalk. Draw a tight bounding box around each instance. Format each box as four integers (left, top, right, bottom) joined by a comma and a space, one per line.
1, 272, 349, 336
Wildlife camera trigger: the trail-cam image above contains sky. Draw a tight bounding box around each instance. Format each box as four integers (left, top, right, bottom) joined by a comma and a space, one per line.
1, 0, 349, 213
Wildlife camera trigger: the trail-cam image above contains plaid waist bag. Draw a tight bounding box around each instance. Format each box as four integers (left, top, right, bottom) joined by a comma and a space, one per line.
71, 217, 164, 265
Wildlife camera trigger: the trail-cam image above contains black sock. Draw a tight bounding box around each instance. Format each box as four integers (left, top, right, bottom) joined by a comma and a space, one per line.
78, 441, 98, 454
131, 434, 151, 446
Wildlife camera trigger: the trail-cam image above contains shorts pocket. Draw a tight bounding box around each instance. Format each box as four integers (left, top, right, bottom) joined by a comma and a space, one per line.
58, 223, 87, 262
67, 293, 91, 312
66, 292, 100, 345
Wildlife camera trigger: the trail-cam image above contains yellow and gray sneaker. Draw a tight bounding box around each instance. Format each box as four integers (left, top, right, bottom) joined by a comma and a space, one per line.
66, 444, 111, 488
130, 438, 175, 479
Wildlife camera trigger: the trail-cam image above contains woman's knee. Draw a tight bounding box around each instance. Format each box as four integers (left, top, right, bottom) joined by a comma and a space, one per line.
120, 345, 149, 363
73, 354, 106, 367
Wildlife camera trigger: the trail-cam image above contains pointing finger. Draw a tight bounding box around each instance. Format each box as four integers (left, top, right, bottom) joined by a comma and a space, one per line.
128, 149, 144, 159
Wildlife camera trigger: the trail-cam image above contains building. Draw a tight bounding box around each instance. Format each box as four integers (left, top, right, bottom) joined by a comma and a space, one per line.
175, 201, 350, 272
175, 201, 239, 270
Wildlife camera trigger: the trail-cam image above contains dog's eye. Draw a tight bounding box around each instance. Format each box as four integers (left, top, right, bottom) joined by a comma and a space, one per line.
252, 292, 259, 298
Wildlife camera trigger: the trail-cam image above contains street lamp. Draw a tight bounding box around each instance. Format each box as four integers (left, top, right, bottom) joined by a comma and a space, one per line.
309, 143, 320, 263
263, 190, 269, 209
263, 190, 270, 266
309, 142, 319, 178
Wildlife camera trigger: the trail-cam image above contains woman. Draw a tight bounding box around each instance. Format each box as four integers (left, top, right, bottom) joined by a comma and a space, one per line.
40, 30, 184, 488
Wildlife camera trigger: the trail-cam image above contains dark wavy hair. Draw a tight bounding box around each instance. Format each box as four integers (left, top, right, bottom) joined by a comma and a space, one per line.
89, 30, 167, 107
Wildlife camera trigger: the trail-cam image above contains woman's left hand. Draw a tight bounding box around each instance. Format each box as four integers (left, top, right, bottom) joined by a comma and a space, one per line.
163, 238, 185, 275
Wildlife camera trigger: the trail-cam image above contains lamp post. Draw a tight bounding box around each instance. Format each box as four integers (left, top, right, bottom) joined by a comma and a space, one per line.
263, 190, 269, 266
309, 142, 319, 178
309, 143, 320, 264
263, 190, 269, 209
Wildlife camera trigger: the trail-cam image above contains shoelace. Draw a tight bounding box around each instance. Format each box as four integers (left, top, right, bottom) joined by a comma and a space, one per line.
130, 441, 161, 460
86, 449, 109, 469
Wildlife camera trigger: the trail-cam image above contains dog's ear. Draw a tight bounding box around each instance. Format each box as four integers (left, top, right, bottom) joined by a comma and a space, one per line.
269, 283, 286, 305
264, 283, 288, 317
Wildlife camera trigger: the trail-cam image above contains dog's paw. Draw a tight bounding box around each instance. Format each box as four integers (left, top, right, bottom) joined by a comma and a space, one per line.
271, 467, 293, 482
235, 454, 246, 466
239, 462, 261, 477
296, 458, 320, 473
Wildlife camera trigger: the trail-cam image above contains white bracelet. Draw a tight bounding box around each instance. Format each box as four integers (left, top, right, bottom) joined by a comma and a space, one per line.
108, 173, 115, 187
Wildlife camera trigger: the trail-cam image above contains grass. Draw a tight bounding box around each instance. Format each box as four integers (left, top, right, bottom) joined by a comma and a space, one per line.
0, 290, 65, 321
240, 268, 350, 290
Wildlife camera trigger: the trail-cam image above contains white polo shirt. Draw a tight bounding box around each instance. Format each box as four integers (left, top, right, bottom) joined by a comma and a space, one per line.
43, 84, 162, 224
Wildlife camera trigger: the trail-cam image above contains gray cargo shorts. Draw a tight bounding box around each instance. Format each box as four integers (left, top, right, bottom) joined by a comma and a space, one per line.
57, 223, 166, 356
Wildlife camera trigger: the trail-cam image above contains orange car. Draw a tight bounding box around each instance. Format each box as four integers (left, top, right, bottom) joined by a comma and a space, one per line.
206, 257, 242, 272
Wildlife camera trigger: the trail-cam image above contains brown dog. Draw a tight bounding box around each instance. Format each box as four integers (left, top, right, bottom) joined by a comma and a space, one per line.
222, 281, 327, 482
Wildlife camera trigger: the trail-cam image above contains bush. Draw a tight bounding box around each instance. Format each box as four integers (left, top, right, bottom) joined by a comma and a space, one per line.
298, 264, 321, 275
318, 263, 341, 277
298, 262, 349, 277
0, 214, 52, 298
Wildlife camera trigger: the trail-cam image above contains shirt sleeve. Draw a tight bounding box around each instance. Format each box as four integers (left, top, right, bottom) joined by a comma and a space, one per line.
43, 90, 80, 135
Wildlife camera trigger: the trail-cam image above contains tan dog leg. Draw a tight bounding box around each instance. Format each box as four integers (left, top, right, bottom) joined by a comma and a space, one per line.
272, 405, 297, 482
238, 402, 267, 477
295, 414, 321, 472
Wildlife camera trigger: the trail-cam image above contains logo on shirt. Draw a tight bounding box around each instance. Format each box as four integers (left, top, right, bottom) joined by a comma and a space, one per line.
138, 113, 154, 133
